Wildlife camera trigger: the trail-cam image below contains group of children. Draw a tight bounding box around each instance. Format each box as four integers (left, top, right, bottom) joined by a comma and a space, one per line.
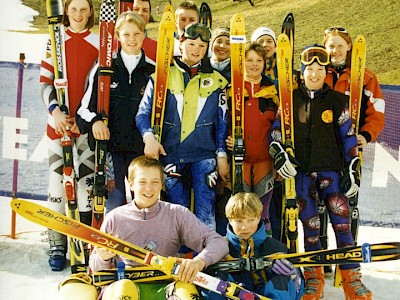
39, 0, 385, 299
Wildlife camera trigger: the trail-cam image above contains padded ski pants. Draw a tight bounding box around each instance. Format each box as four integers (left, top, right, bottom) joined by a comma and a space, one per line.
295, 171, 359, 270
164, 158, 217, 230
46, 118, 95, 214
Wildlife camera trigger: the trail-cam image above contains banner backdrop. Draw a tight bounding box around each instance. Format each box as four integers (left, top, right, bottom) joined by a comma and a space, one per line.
0, 61, 399, 227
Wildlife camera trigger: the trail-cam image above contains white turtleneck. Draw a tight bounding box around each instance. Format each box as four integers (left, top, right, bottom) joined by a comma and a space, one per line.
210, 58, 230, 72
120, 50, 142, 75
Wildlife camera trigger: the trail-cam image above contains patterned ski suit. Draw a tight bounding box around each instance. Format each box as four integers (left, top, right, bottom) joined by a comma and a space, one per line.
269, 83, 360, 270
39, 28, 98, 215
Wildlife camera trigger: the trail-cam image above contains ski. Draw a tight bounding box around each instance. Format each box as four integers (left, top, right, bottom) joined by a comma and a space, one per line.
151, 9, 175, 142
333, 35, 367, 287
207, 242, 400, 273
92, 0, 116, 230
230, 13, 246, 194
93, 266, 169, 286
11, 199, 272, 300
46, 0, 86, 273
281, 12, 294, 57
199, 2, 212, 29
348, 34, 366, 242
276, 32, 298, 253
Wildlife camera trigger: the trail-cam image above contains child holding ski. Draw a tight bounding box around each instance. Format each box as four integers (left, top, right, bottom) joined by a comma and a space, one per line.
76, 12, 155, 210
323, 26, 385, 148
39, 0, 98, 271
89, 155, 229, 299
136, 22, 230, 231
269, 45, 372, 300
251, 26, 286, 242
226, 42, 279, 235
204, 192, 304, 300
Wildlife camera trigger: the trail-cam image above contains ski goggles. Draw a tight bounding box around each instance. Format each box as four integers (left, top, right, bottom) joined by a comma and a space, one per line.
300, 47, 330, 66
324, 26, 348, 35
183, 23, 212, 42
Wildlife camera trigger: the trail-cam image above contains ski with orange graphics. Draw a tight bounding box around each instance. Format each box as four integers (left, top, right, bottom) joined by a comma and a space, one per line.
11, 199, 272, 300
276, 32, 298, 254
230, 13, 246, 194
151, 8, 175, 142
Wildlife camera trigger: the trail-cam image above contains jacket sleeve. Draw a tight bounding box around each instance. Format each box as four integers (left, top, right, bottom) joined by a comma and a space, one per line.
359, 69, 385, 142
39, 38, 58, 110
269, 110, 283, 145
135, 77, 155, 138
75, 63, 102, 134
337, 94, 358, 163
180, 210, 229, 267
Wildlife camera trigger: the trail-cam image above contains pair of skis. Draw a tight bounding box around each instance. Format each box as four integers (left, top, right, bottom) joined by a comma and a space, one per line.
230, 14, 246, 194
91, 238, 400, 285
91, 0, 116, 231
11, 199, 271, 300
46, 0, 87, 274
11, 199, 400, 298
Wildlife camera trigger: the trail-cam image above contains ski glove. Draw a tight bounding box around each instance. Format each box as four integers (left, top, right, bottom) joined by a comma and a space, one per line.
340, 156, 361, 198
269, 141, 299, 179
271, 258, 296, 276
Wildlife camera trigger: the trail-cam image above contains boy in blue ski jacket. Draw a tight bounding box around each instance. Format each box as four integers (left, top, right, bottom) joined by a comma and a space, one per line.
204, 192, 304, 300
136, 23, 230, 230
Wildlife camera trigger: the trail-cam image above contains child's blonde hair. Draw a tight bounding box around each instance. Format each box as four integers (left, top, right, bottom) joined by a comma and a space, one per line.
225, 192, 263, 219
115, 11, 146, 37
128, 155, 164, 185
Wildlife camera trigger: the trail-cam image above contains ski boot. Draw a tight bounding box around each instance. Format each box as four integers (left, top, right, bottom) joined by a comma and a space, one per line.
303, 266, 325, 300
46, 229, 67, 271
340, 267, 372, 300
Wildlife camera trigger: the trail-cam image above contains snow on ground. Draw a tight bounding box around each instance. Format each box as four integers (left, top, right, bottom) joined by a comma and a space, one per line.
1, 196, 400, 300
0, 0, 48, 64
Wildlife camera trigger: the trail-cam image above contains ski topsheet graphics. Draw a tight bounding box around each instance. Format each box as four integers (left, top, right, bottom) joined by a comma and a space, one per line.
11, 199, 274, 300
11, 199, 400, 298
230, 13, 246, 194
333, 35, 367, 288
46, 0, 86, 273
276, 32, 298, 253
92, 0, 116, 230
349, 34, 366, 242
151, 9, 175, 142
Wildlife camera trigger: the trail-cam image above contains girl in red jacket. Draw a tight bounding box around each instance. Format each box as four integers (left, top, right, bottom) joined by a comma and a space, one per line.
226, 42, 279, 234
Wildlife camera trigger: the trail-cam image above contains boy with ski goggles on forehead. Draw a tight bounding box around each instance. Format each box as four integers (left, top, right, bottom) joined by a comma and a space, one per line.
180, 22, 212, 42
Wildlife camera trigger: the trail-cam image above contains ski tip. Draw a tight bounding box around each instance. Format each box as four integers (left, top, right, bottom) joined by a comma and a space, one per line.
200, 2, 211, 10
283, 12, 294, 22
164, 4, 174, 13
